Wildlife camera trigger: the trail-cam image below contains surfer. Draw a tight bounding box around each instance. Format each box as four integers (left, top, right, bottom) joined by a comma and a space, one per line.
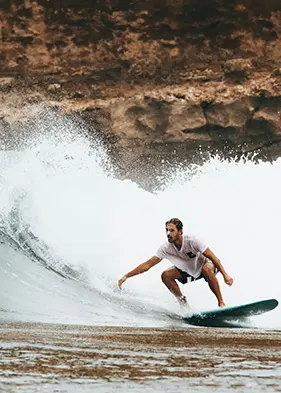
118, 218, 233, 308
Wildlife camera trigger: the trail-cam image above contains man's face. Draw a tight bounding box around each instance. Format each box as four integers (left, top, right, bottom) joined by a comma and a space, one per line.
166, 223, 182, 243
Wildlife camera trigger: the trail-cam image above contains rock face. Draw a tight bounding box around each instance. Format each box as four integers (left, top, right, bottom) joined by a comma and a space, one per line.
1, 0, 281, 189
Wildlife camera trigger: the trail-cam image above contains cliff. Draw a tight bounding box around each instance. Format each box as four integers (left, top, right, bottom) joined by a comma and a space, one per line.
1, 0, 281, 189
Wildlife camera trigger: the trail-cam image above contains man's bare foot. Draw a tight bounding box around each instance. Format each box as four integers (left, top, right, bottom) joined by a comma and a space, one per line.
219, 302, 226, 308
178, 295, 191, 309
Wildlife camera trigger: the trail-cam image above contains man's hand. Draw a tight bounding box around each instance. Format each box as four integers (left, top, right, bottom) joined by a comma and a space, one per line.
118, 275, 127, 289
117, 257, 161, 290
224, 274, 234, 286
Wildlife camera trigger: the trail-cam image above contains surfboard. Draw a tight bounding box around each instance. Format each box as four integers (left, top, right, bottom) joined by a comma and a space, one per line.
183, 298, 279, 327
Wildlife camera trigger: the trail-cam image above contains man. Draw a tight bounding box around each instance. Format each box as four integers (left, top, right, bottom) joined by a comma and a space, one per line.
118, 218, 233, 308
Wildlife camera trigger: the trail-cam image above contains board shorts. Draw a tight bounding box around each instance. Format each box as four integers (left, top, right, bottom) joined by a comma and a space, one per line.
175, 261, 218, 284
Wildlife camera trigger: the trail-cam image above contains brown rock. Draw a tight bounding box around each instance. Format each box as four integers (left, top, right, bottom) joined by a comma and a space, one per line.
223, 59, 252, 79
1, 1, 281, 189
252, 107, 281, 135
111, 97, 167, 139
47, 83, 61, 92
0, 78, 15, 92
166, 101, 207, 139
204, 100, 253, 128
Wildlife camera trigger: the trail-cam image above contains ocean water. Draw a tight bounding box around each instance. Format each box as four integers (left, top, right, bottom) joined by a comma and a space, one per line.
0, 110, 280, 330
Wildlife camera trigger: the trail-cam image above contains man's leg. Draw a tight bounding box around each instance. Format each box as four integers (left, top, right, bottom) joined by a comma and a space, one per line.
161, 267, 188, 305
201, 263, 226, 307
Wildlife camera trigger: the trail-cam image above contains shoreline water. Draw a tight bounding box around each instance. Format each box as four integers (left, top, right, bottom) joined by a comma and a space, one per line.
1, 321, 281, 393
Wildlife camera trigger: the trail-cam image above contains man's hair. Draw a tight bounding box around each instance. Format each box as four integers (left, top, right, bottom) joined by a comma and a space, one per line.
165, 218, 183, 231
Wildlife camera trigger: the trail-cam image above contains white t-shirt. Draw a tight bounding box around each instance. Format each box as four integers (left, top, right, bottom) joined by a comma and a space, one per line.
155, 235, 209, 279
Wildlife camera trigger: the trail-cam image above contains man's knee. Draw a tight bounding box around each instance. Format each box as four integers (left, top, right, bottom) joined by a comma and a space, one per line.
202, 263, 215, 280
161, 270, 169, 283
161, 270, 173, 283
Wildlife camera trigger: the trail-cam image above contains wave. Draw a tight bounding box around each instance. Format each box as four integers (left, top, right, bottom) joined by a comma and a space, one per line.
0, 108, 280, 329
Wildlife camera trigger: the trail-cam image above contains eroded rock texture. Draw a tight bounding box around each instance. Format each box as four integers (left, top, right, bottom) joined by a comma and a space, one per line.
1, 0, 281, 188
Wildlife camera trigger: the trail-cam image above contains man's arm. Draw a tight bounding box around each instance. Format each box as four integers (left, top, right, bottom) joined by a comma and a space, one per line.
118, 256, 162, 289
203, 248, 234, 286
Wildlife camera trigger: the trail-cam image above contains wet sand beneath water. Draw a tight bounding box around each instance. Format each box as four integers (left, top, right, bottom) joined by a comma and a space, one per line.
0, 321, 281, 392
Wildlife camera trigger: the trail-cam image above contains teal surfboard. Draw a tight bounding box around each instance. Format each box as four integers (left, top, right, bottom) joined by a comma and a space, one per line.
183, 298, 279, 327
